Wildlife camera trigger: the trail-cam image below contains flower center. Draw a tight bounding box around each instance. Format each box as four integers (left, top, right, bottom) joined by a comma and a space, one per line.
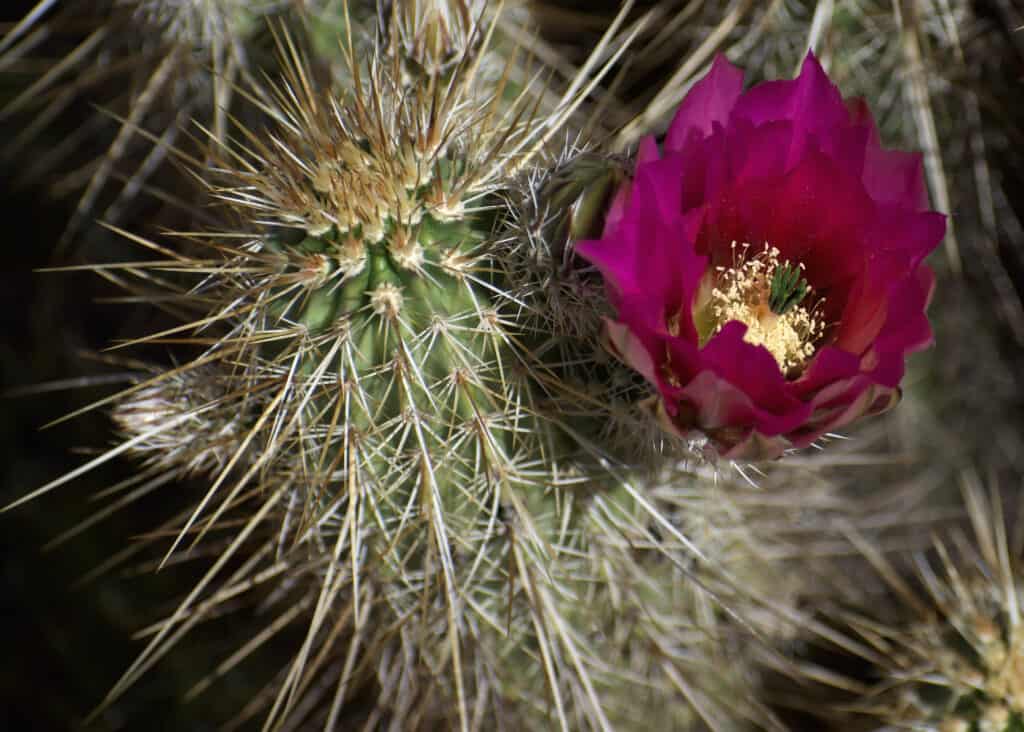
694, 242, 825, 375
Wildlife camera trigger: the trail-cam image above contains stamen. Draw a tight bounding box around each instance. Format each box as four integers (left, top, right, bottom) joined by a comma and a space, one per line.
692, 242, 825, 375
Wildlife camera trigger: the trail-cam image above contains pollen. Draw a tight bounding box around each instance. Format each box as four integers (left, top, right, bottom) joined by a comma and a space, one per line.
702, 242, 825, 375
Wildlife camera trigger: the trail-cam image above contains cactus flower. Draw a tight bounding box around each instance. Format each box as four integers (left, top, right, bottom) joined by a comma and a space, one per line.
576, 53, 946, 460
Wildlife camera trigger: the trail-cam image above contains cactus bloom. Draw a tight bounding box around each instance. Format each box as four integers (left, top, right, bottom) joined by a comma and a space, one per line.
576, 53, 945, 460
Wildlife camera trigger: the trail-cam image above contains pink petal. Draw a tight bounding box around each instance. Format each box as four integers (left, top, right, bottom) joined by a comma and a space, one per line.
875, 265, 936, 355
604, 318, 660, 387
665, 54, 745, 152
574, 51, 943, 461
848, 98, 931, 211
637, 135, 661, 165
732, 53, 849, 168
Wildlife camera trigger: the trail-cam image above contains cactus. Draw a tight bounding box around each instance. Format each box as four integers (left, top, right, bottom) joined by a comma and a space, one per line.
16, 13, 694, 730
803, 478, 1024, 732
87, 16, 838, 725
4, 3, 868, 726
0, 0, 308, 250
4, 1, 1024, 731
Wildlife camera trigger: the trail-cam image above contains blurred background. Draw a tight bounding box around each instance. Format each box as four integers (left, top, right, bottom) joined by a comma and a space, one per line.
0, 3, 265, 728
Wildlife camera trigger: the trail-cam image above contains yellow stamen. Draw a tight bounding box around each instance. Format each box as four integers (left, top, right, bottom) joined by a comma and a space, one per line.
695, 242, 825, 375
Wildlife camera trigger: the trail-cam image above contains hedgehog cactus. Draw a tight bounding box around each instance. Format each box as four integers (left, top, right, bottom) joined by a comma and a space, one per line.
18, 10, 811, 726
817, 480, 1024, 732
83, 15, 728, 729
10, 1, 1024, 731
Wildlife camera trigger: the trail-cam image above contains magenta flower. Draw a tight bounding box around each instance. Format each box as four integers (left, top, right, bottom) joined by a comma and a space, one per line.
576, 53, 945, 460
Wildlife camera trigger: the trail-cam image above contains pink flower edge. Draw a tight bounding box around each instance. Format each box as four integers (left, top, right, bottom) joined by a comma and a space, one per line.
576, 53, 945, 461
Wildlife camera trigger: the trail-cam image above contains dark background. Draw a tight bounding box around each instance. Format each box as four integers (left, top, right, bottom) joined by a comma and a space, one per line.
0, 91, 207, 732
0, 3, 241, 729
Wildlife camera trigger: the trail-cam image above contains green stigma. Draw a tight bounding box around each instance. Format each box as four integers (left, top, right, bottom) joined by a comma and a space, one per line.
768, 262, 810, 315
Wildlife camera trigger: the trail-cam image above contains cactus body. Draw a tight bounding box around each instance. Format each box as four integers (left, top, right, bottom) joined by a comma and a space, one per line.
9, 2, 1024, 731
